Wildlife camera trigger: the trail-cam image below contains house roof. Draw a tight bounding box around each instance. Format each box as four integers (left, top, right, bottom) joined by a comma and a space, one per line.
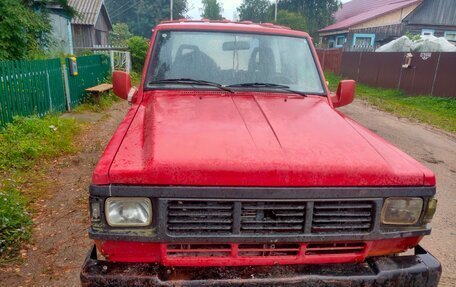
335, 0, 406, 22
320, 0, 421, 33
403, 0, 456, 26
69, 0, 112, 28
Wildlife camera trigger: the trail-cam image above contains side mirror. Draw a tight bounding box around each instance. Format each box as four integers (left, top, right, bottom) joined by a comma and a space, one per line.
112, 71, 132, 100
331, 80, 355, 108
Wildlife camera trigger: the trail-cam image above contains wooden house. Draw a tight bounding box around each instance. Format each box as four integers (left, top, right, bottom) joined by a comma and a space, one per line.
69, 0, 113, 50
47, 4, 74, 55
319, 0, 456, 49
403, 0, 456, 42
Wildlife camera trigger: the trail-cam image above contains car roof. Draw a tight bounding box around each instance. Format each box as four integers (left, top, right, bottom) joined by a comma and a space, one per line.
156, 19, 310, 38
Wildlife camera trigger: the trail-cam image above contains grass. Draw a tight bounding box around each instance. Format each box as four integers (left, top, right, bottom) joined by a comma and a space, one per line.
73, 92, 119, 113
325, 72, 456, 134
0, 115, 81, 262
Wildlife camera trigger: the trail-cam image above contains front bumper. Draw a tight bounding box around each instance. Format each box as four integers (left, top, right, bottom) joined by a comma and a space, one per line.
80, 245, 441, 287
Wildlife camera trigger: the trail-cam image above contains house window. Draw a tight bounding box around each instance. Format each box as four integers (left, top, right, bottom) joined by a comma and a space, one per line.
335, 36, 346, 47
444, 31, 456, 42
421, 29, 435, 36
353, 33, 375, 47
328, 39, 335, 48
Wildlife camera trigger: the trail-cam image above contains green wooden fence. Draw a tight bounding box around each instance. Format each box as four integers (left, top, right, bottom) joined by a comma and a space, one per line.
66, 55, 110, 108
0, 55, 111, 127
0, 59, 66, 126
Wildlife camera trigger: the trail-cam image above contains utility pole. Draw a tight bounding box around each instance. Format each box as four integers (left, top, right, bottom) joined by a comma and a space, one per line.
170, 0, 174, 20
274, 0, 278, 22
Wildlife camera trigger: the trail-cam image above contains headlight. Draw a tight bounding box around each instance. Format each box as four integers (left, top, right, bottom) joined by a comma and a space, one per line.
381, 197, 423, 225
105, 197, 152, 227
423, 198, 437, 224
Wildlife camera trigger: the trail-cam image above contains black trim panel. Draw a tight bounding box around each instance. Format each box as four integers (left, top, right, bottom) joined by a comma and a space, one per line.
88, 185, 435, 243
90, 185, 436, 199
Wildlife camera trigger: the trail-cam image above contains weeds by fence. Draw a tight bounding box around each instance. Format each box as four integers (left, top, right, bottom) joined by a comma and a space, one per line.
0, 55, 110, 127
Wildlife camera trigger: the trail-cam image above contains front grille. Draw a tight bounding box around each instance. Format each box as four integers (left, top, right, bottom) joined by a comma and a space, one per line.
167, 201, 234, 234
312, 201, 374, 234
167, 244, 231, 257
241, 202, 305, 234
238, 243, 300, 257
306, 242, 366, 255
166, 199, 374, 236
165, 242, 365, 258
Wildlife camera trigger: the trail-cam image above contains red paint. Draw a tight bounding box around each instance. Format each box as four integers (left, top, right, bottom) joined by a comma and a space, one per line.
91, 21, 436, 268
101, 90, 433, 187
93, 21, 435, 187
96, 237, 421, 266
112, 71, 132, 100
331, 80, 355, 108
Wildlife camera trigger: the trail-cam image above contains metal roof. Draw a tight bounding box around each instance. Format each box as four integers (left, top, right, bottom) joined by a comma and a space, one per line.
320, 0, 421, 33
335, 0, 413, 22
69, 0, 105, 26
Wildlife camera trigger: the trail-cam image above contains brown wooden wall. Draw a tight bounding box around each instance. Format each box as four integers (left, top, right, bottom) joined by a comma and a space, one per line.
316, 49, 343, 74
316, 49, 456, 98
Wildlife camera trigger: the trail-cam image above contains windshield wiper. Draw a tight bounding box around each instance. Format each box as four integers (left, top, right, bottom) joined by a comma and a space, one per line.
149, 78, 234, 94
227, 82, 307, 97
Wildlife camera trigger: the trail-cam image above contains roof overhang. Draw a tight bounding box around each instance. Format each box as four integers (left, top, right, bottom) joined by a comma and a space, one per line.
319, 30, 350, 37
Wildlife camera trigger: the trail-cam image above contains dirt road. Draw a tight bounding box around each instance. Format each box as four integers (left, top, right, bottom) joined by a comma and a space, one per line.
0, 99, 455, 286
341, 101, 456, 286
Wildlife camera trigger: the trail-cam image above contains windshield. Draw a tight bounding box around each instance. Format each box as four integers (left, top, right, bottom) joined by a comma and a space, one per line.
146, 31, 325, 95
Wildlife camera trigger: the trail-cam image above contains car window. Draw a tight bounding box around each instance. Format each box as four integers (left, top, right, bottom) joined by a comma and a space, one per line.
147, 31, 325, 94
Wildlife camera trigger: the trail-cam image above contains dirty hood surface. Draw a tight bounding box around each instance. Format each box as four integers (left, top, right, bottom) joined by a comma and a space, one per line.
108, 92, 430, 187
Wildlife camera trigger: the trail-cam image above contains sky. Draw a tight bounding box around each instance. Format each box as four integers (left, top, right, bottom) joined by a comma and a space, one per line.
187, 0, 351, 21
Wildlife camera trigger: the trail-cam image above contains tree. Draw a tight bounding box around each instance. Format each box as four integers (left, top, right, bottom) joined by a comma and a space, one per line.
127, 36, 149, 72
275, 10, 307, 31
0, 0, 76, 60
105, 0, 188, 38
238, 0, 272, 23
278, 0, 341, 36
110, 23, 133, 47
201, 0, 223, 20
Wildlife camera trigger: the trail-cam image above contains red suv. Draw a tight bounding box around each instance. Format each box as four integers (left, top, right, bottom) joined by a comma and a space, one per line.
81, 20, 440, 286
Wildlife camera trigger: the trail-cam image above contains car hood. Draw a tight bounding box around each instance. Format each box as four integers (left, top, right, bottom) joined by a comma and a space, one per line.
107, 91, 433, 187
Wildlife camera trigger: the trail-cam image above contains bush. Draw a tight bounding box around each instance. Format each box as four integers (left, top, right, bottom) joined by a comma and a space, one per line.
0, 0, 75, 60
127, 36, 149, 73
0, 186, 32, 261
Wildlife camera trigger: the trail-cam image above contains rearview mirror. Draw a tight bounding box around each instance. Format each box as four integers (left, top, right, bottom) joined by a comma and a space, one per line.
331, 80, 355, 108
112, 71, 132, 100
222, 41, 251, 51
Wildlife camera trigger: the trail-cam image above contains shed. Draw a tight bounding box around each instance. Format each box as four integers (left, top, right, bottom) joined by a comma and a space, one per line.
47, 4, 74, 54
69, 0, 113, 50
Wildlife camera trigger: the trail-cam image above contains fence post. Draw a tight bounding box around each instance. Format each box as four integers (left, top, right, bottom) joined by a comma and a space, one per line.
126, 51, 132, 73
46, 72, 53, 112
110, 50, 115, 72
431, 53, 441, 97
62, 63, 71, 112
